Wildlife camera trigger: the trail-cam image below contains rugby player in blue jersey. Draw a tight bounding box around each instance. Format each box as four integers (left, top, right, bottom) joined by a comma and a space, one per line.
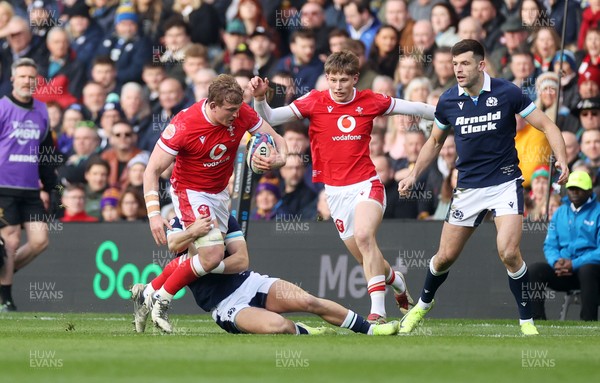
397, 39, 570, 335
130, 214, 399, 336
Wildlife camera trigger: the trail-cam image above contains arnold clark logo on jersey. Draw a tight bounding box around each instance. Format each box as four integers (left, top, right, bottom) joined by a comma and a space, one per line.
455, 111, 501, 135
332, 115, 362, 141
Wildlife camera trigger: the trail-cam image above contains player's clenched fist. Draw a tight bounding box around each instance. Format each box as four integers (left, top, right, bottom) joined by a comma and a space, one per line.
249, 76, 269, 99
397, 175, 416, 198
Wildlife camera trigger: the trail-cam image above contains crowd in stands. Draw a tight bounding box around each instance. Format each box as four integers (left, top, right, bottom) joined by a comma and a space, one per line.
1, 0, 599, 223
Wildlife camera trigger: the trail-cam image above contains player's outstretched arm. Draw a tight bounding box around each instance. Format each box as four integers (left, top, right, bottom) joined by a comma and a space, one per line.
390, 98, 436, 120
398, 126, 449, 194
524, 108, 570, 184
250, 76, 298, 126
144, 145, 176, 245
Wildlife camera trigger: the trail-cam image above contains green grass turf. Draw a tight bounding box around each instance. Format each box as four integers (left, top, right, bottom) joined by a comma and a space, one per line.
1, 313, 599, 383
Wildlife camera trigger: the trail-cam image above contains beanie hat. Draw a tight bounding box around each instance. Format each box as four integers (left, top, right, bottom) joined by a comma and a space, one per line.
115, 3, 138, 24
255, 176, 281, 199
531, 165, 550, 183
100, 187, 121, 209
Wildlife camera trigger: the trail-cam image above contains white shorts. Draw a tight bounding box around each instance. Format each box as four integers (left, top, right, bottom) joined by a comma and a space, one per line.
447, 178, 524, 227
211, 272, 279, 334
325, 176, 386, 240
170, 186, 229, 232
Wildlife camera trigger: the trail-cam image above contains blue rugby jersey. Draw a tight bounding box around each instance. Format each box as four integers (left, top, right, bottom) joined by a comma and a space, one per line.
167, 215, 249, 312
434, 72, 535, 188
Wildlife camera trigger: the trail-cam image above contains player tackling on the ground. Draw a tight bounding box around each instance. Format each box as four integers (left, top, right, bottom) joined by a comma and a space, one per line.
398, 39, 569, 335
249, 51, 435, 323
131, 214, 399, 336
143, 74, 287, 332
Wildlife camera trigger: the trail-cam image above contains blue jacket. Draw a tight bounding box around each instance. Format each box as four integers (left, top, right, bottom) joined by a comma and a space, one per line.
544, 194, 600, 270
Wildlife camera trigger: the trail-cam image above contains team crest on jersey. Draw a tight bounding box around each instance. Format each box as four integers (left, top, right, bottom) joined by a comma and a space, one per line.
355, 106, 363, 115
162, 124, 176, 140
337, 115, 356, 133
209, 144, 227, 160
486, 97, 498, 107
227, 126, 235, 136
198, 205, 211, 218
335, 219, 345, 233
327, 105, 333, 113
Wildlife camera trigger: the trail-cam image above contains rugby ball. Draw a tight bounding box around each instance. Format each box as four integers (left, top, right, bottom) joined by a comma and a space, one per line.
246, 133, 276, 174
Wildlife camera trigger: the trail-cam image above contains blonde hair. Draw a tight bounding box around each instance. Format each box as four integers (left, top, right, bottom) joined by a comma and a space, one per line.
173, 0, 202, 13
324, 51, 360, 76
207, 74, 244, 106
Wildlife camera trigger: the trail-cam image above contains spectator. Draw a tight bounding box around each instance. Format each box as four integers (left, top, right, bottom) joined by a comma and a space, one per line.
471, 0, 505, 52
275, 29, 323, 99
581, 129, 600, 180
60, 184, 99, 222
404, 77, 432, 104
88, 0, 119, 35
81, 81, 108, 123
534, 71, 578, 133
500, 0, 521, 19
0, 1, 14, 40
0, 16, 47, 97
126, 151, 149, 194
117, 186, 146, 221
57, 121, 101, 186
100, 121, 142, 188
100, 187, 120, 222
424, 133, 457, 216
235, 0, 270, 39
574, 98, 600, 138
489, 16, 530, 81
279, 153, 317, 220
344, 0, 381, 56
172, 0, 220, 46
229, 43, 256, 75
328, 28, 350, 54
46, 101, 63, 137
551, 50, 579, 113
120, 82, 151, 138
141, 62, 166, 111
411, 20, 437, 76
158, 16, 193, 82
549, 0, 580, 47
520, 0, 549, 37
509, 48, 538, 101
394, 54, 423, 99
248, 26, 277, 79
431, 46, 456, 91
97, 101, 125, 152
450, 0, 472, 18
526, 165, 550, 221
96, 2, 152, 88
579, 0, 600, 50
367, 25, 400, 78
531, 27, 560, 72
233, 69, 254, 104
26, 0, 53, 39
409, 0, 444, 21
324, 0, 348, 30
530, 171, 600, 321
369, 128, 386, 158
393, 127, 427, 182
457, 17, 485, 43
300, 1, 333, 57
563, 131, 581, 169
35, 27, 86, 109
64, 1, 104, 72
83, 156, 110, 219
251, 176, 285, 220
214, 18, 247, 74
430, 2, 460, 48
181, 44, 210, 99
578, 66, 600, 104
192, 67, 217, 102
132, 0, 174, 45
90, 56, 118, 95
57, 104, 84, 155
383, 0, 415, 54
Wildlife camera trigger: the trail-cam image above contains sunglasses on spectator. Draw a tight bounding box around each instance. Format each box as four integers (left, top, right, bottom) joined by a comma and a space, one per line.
581, 111, 599, 117
114, 132, 133, 138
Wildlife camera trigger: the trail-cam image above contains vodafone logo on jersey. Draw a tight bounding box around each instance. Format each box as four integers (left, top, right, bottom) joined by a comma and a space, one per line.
209, 144, 227, 160
336, 115, 356, 133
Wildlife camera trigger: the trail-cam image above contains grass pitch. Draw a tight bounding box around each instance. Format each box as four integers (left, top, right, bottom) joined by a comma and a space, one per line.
1, 313, 598, 383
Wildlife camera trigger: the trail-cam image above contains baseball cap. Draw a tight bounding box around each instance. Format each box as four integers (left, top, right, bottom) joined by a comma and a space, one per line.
127, 151, 150, 169
565, 171, 593, 190
575, 97, 600, 114
226, 19, 247, 35
250, 26, 270, 39
64, 2, 91, 19
232, 43, 254, 60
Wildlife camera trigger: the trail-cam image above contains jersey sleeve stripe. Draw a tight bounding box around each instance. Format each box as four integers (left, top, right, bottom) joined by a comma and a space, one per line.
519, 102, 536, 118
248, 117, 263, 133
384, 98, 396, 115
157, 140, 178, 156
166, 228, 183, 237
289, 103, 304, 119
435, 118, 450, 130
